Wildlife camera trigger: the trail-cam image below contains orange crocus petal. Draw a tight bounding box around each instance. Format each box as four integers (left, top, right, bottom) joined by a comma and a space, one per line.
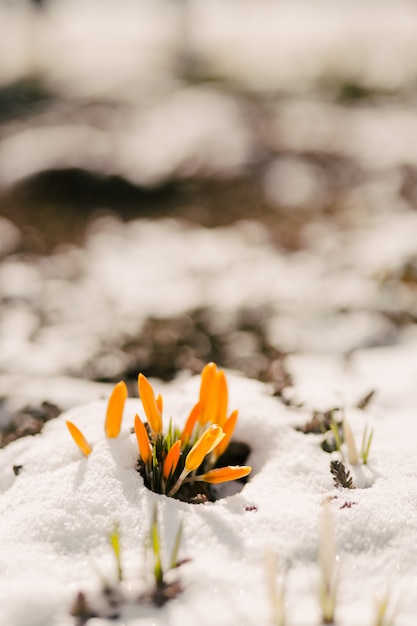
134, 414, 152, 464
215, 370, 228, 426
199, 362, 218, 425
138, 373, 162, 436
199, 362, 217, 403
180, 401, 201, 442
105, 381, 127, 438
66, 421, 92, 457
198, 465, 252, 484
156, 393, 163, 415
214, 409, 238, 458
163, 439, 182, 479
185, 424, 225, 472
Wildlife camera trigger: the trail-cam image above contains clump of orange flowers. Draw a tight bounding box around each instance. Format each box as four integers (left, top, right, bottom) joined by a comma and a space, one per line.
67, 363, 251, 502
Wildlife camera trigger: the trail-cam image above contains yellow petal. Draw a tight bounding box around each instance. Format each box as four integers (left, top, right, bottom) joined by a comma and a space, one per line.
199, 362, 218, 425
215, 370, 228, 427
213, 409, 238, 458
185, 424, 224, 472
134, 414, 152, 464
105, 381, 127, 438
163, 439, 182, 479
156, 393, 163, 415
197, 465, 252, 484
180, 401, 201, 443
66, 421, 92, 456
138, 374, 162, 436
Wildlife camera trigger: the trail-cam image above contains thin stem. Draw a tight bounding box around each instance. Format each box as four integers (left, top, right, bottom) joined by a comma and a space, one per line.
167, 467, 189, 498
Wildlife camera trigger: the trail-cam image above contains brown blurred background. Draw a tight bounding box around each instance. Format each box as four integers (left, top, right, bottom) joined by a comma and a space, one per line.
2, 0, 417, 251
1, 0, 417, 429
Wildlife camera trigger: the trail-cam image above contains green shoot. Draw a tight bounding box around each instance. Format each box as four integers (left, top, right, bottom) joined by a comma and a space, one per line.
321, 417, 344, 455
360, 424, 374, 464
109, 523, 123, 583
330, 417, 343, 453
147, 504, 185, 606
72, 512, 186, 621
151, 505, 163, 588
374, 590, 395, 626
265, 551, 286, 626
318, 505, 338, 624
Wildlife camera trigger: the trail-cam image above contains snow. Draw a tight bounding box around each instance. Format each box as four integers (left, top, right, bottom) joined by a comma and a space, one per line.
0, 355, 416, 625
4, 0, 417, 97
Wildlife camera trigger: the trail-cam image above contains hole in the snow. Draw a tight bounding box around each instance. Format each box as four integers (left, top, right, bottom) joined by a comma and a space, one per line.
137, 440, 252, 504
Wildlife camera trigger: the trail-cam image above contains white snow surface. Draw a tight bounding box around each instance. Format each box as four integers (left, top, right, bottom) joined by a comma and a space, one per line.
0, 359, 417, 625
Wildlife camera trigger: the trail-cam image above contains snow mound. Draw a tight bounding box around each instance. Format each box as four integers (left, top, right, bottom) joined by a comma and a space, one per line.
0, 369, 415, 625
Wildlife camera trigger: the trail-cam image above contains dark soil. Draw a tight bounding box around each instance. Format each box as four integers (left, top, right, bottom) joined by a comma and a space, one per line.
0, 167, 331, 255
80, 306, 291, 395
0, 400, 62, 448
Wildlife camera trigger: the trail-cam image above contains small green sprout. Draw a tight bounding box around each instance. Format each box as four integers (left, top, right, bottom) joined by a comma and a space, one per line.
265, 551, 286, 626
109, 523, 123, 583
330, 417, 343, 453
151, 506, 163, 588
360, 424, 374, 465
71, 510, 187, 622
374, 590, 396, 626
71, 537, 123, 625
343, 417, 374, 466
318, 505, 338, 625
148, 504, 185, 606
318, 411, 344, 454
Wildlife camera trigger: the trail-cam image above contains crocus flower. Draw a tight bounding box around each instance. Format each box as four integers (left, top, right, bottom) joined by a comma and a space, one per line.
156, 393, 163, 415
185, 424, 225, 472
105, 380, 127, 438
66, 361, 249, 501
195, 465, 252, 484
66, 421, 92, 457
215, 369, 228, 427
180, 401, 201, 443
198, 362, 218, 425
138, 373, 162, 436
168, 424, 225, 497
213, 409, 238, 459
134, 414, 152, 464
163, 440, 182, 479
